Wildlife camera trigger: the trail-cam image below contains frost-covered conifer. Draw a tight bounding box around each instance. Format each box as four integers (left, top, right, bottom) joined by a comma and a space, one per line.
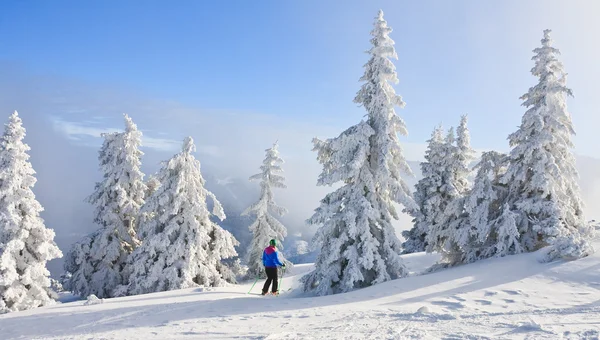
144, 174, 160, 199
63, 231, 97, 296
460, 151, 509, 262
491, 204, 523, 257
455, 115, 476, 191
501, 30, 592, 259
0, 111, 62, 313
440, 116, 476, 264
303, 10, 416, 296
425, 128, 466, 261
137, 174, 161, 240
127, 137, 239, 295
402, 126, 445, 253
64, 114, 147, 298
242, 142, 288, 279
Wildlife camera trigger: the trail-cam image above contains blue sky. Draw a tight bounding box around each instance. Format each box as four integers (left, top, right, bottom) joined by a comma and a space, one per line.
3, 0, 599, 155
0, 0, 599, 156
2, 1, 600, 274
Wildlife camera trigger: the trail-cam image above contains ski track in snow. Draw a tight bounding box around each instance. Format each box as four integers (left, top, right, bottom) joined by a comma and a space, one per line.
3, 247, 600, 339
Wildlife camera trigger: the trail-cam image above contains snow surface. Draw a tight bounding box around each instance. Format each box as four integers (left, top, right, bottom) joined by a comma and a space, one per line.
3, 240, 600, 339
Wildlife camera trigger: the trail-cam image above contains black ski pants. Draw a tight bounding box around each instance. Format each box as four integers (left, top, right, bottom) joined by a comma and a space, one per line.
262, 267, 278, 293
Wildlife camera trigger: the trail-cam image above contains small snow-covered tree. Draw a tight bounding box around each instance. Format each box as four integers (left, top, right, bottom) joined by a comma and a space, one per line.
402, 126, 445, 253
454, 115, 476, 192
144, 174, 160, 200
303, 10, 416, 296
459, 151, 509, 262
63, 230, 97, 296
242, 142, 288, 279
138, 174, 161, 240
491, 204, 523, 257
0, 111, 62, 313
127, 137, 239, 295
425, 128, 466, 260
294, 240, 310, 256
440, 115, 476, 264
64, 114, 147, 298
404, 116, 475, 259
501, 29, 592, 259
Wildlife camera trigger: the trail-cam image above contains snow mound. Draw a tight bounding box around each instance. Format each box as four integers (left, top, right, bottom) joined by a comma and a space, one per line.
83, 295, 104, 306
2, 243, 600, 339
416, 306, 430, 314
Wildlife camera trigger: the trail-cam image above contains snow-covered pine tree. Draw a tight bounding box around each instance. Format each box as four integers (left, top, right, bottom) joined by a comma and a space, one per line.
402, 126, 445, 253
0, 111, 62, 313
424, 128, 466, 262
440, 115, 476, 264
491, 203, 523, 257
242, 142, 288, 279
501, 29, 592, 259
127, 137, 239, 295
303, 10, 417, 296
144, 174, 160, 199
62, 230, 97, 297
455, 115, 476, 192
103, 114, 146, 247
64, 114, 147, 298
137, 174, 161, 241
460, 151, 511, 262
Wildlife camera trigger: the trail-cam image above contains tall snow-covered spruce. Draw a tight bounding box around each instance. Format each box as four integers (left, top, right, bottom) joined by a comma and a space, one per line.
303, 10, 416, 296
127, 137, 239, 295
0, 111, 62, 313
63, 114, 146, 298
243, 142, 288, 279
501, 30, 592, 260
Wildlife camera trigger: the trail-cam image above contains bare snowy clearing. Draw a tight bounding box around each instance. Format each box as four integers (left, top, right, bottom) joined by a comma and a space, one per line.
2, 241, 600, 339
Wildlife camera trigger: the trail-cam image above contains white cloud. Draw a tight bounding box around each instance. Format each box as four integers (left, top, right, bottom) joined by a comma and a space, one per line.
51, 117, 192, 154
52, 117, 120, 139
141, 136, 181, 152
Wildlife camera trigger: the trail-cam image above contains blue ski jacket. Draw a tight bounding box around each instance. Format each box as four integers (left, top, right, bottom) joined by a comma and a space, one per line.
262, 246, 284, 268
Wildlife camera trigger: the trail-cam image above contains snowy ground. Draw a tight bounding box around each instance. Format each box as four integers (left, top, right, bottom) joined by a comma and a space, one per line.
2, 243, 600, 339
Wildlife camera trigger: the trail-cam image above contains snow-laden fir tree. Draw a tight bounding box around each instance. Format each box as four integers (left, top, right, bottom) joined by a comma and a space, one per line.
424, 128, 466, 262
62, 230, 97, 297
439, 115, 476, 264
303, 10, 417, 296
137, 173, 161, 240
127, 137, 239, 295
93, 114, 146, 248
491, 203, 523, 258
242, 142, 288, 279
64, 114, 147, 298
0, 111, 62, 313
401, 126, 446, 253
454, 115, 476, 193
459, 151, 514, 262
144, 174, 161, 199
501, 29, 592, 260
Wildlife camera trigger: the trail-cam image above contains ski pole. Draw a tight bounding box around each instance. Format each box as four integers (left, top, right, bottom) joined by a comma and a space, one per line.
247, 276, 260, 294
279, 266, 286, 292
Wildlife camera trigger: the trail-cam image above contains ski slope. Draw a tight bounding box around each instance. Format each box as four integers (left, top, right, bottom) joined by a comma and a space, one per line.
2, 243, 600, 340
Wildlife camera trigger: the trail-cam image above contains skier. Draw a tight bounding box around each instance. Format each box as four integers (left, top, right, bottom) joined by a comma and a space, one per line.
262, 239, 285, 295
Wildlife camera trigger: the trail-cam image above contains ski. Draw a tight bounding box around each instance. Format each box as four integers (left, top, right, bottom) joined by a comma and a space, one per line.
248, 288, 292, 297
